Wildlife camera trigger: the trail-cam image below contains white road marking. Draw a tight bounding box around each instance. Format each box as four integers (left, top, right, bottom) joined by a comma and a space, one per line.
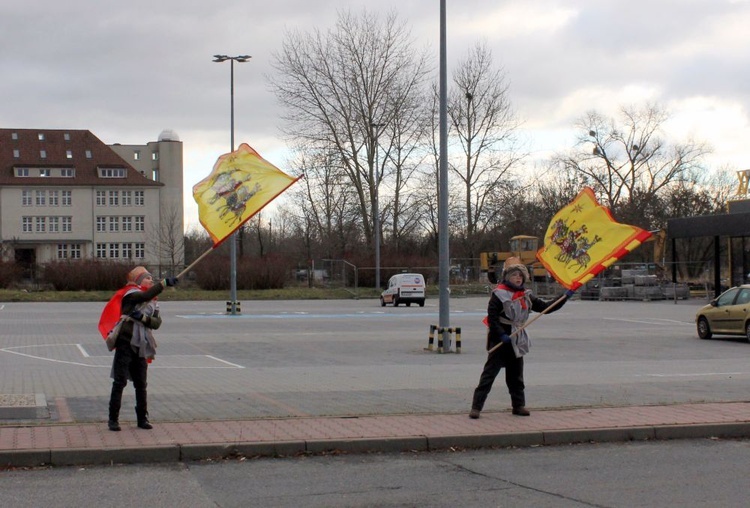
603, 317, 693, 325
0, 344, 244, 369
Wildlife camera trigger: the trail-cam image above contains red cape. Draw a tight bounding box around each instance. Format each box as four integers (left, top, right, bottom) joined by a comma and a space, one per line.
97, 284, 144, 340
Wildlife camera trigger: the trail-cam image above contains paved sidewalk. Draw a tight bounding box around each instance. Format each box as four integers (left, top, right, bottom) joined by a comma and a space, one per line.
3, 402, 750, 468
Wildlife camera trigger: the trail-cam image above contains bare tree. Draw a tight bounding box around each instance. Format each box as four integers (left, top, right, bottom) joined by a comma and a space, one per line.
270, 8, 431, 252
555, 104, 711, 226
148, 203, 184, 275
446, 42, 523, 258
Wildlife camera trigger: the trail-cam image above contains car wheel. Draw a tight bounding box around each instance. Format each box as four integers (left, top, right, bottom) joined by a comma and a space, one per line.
406, 302, 411, 307
380, 297, 386, 307
697, 316, 712, 340
393, 297, 399, 307
418, 299, 425, 307
746, 321, 750, 342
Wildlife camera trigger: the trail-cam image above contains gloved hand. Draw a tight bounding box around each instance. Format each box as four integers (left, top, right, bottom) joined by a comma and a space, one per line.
130, 310, 145, 322
500, 333, 512, 344
162, 277, 178, 287
564, 289, 575, 298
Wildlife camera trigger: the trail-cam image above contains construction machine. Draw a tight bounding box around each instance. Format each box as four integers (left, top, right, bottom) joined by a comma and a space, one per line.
480, 235, 549, 284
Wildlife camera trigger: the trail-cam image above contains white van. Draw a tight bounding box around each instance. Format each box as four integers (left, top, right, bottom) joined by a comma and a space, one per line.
380, 273, 426, 307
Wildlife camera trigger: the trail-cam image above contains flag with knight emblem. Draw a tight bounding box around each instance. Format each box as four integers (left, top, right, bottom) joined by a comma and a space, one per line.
193, 143, 300, 246
537, 187, 652, 290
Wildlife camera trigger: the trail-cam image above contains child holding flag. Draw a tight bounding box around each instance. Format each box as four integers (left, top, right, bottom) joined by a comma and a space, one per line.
99, 266, 177, 431
469, 257, 567, 418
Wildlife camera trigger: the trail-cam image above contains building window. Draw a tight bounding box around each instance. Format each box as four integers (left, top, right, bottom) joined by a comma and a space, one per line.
57, 244, 68, 259
134, 191, 144, 206
35, 216, 46, 233
66, 150, 73, 159
96, 190, 106, 206
152, 152, 159, 161
122, 243, 133, 258
135, 216, 145, 232
49, 190, 59, 206
96, 216, 106, 232
38, 133, 45, 141
109, 243, 120, 258
35, 190, 46, 206
122, 190, 132, 206
85, 150, 92, 159
13, 149, 19, 158
22, 190, 32, 206
61, 216, 72, 233
70, 244, 81, 259
108, 190, 119, 206
16, 168, 29, 177
61, 168, 74, 177
40, 150, 47, 159
134, 151, 140, 160
61, 190, 72, 206
109, 216, 119, 232
99, 167, 126, 178
39, 168, 51, 177
11, 132, 18, 140
49, 216, 59, 232
96, 243, 106, 258
135, 243, 145, 258
22, 217, 32, 233
122, 216, 132, 232
64, 133, 71, 141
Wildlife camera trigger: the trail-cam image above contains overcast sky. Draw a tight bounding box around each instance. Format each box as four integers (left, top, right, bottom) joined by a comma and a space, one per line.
3, 0, 749, 230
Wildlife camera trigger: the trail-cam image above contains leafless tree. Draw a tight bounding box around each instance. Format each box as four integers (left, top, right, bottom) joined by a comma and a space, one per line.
446, 42, 523, 258
148, 203, 184, 275
270, 8, 431, 251
555, 104, 711, 227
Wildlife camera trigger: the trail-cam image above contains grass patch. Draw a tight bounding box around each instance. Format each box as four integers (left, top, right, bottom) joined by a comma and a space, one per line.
0, 284, 490, 303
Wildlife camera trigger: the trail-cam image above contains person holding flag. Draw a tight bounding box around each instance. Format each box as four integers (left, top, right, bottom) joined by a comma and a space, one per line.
469, 257, 568, 419
99, 266, 178, 431
469, 187, 653, 420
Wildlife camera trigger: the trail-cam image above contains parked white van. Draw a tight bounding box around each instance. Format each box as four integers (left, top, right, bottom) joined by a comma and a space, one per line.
380, 273, 426, 307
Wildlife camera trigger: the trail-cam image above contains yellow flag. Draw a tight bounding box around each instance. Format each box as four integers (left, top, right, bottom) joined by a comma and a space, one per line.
193, 143, 300, 246
537, 187, 652, 290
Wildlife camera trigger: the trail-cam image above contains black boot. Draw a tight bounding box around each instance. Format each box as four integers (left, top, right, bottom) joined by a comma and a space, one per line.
109, 384, 123, 431
136, 406, 153, 430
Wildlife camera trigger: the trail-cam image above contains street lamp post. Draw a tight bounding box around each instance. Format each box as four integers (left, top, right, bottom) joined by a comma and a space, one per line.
213, 54, 251, 315
371, 122, 385, 290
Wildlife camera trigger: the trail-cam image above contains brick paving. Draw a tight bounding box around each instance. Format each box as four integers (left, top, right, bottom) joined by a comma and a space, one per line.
2, 401, 750, 467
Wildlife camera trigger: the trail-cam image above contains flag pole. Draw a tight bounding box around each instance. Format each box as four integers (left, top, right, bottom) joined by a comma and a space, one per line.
487, 292, 570, 355
176, 246, 216, 280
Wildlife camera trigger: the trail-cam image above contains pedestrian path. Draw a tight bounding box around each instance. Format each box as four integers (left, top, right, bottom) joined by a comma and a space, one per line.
2, 401, 750, 468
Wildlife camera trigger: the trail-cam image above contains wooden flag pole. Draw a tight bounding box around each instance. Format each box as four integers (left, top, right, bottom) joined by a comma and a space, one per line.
175, 246, 215, 280
487, 292, 570, 355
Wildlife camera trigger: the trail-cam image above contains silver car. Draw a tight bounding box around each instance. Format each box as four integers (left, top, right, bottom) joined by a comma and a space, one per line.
695, 284, 750, 340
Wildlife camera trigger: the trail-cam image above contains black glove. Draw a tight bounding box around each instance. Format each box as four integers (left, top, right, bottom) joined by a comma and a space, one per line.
162, 277, 178, 287
500, 333, 512, 344
130, 310, 145, 322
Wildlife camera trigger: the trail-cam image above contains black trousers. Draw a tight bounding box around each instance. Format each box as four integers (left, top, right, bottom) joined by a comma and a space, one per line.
108, 341, 148, 421
471, 342, 525, 410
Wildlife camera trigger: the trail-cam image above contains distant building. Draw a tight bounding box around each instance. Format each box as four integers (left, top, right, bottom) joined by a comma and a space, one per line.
0, 128, 184, 278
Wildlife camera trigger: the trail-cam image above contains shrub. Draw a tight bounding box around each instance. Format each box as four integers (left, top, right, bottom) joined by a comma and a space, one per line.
0, 260, 23, 289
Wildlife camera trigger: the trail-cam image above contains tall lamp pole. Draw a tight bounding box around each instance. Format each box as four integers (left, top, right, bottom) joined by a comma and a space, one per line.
371, 122, 385, 290
213, 54, 251, 315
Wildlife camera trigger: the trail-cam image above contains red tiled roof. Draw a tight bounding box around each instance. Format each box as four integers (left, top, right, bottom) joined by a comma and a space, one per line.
0, 128, 163, 187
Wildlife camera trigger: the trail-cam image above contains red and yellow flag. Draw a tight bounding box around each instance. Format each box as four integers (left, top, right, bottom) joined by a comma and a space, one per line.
193, 143, 300, 246
537, 187, 652, 290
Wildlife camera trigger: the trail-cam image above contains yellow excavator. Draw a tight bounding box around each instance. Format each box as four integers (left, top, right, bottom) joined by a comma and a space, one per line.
480, 235, 549, 284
